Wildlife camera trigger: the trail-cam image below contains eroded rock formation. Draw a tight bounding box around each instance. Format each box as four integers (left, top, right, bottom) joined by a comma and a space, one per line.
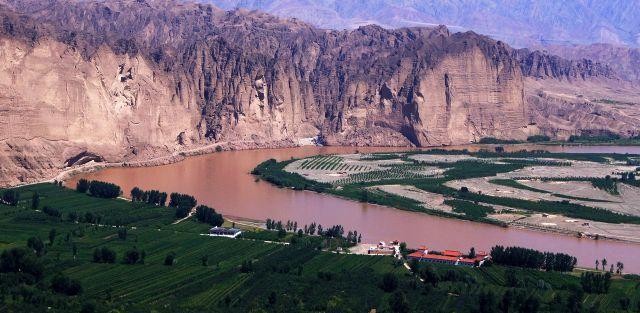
0, 0, 637, 186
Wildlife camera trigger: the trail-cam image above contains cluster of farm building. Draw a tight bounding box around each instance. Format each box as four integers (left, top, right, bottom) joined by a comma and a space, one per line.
366, 241, 490, 267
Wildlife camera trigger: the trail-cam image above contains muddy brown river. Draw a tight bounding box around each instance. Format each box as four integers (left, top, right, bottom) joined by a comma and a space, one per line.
68, 145, 640, 272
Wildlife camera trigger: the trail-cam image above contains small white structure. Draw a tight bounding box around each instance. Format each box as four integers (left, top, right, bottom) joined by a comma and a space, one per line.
367, 240, 399, 256
208, 227, 242, 238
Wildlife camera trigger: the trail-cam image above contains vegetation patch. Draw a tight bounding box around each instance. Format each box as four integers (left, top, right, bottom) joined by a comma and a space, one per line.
442, 160, 525, 179
361, 153, 404, 161
252, 159, 331, 192
490, 246, 576, 272
489, 179, 613, 203
478, 137, 523, 144
566, 133, 640, 146
590, 177, 619, 195
1, 183, 639, 312
416, 148, 636, 163
455, 193, 639, 224
444, 199, 495, 219
526, 135, 551, 143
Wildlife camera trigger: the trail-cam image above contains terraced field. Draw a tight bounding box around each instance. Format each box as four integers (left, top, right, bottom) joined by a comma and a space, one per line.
286, 154, 444, 185
298, 155, 368, 172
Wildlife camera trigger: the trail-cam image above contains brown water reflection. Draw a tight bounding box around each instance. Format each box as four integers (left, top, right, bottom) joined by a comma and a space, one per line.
68, 145, 640, 272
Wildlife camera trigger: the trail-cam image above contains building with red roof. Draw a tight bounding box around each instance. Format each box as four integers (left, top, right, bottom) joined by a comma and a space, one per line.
407, 247, 490, 267
442, 250, 463, 257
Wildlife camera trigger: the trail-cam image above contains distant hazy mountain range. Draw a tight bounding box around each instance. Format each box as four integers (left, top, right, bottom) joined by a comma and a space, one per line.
203, 0, 640, 48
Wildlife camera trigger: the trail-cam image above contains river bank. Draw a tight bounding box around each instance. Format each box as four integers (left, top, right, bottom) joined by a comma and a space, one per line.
59, 145, 640, 272
10, 139, 309, 188
52, 142, 640, 248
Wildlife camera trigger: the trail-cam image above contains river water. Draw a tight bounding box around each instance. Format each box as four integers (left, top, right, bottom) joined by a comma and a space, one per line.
67, 145, 640, 272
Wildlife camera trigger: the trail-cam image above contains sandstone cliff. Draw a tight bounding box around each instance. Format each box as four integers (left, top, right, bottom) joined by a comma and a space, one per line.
513, 49, 616, 81
0, 0, 637, 186
541, 44, 640, 82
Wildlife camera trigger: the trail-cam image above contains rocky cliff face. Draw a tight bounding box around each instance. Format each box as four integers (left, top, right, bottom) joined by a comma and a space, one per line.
526, 91, 640, 139
0, 0, 636, 186
541, 44, 640, 83
0, 35, 200, 183
513, 49, 616, 81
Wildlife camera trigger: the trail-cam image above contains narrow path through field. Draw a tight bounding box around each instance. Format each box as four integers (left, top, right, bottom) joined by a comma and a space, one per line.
172, 207, 198, 224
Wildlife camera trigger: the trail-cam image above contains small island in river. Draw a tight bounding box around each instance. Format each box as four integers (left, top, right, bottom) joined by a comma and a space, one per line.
252, 148, 640, 243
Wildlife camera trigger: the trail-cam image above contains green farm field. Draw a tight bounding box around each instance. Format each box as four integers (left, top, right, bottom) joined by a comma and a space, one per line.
2, 183, 640, 312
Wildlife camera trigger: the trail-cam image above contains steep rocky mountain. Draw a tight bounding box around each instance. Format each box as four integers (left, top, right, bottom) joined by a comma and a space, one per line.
541, 44, 640, 82
204, 0, 640, 47
512, 49, 616, 81
0, 0, 638, 186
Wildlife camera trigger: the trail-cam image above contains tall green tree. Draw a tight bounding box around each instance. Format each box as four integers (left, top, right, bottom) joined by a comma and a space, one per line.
381, 273, 398, 292
27, 236, 45, 256
88, 181, 121, 198
0, 247, 44, 280
31, 192, 40, 209
49, 228, 57, 246
76, 179, 89, 193
123, 248, 141, 264
118, 228, 127, 240
51, 273, 83, 295
195, 205, 224, 226
164, 252, 176, 266
2, 189, 20, 206
389, 291, 410, 313
130, 187, 143, 201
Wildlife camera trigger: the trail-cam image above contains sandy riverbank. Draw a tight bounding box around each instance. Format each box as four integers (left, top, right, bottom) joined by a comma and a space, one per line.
10, 139, 306, 188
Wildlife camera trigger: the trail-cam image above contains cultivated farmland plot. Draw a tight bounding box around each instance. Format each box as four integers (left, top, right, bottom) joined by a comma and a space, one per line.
287, 154, 444, 185
280, 150, 640, 243
0, 183, 410, 312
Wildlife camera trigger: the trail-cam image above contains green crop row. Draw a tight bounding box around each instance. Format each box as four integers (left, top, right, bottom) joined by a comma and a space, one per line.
2, 182, 640, 312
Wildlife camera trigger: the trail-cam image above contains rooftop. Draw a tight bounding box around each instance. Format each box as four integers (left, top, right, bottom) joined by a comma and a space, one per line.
407, 248, 489, 265
442, 250, 463, 257
209, 227, 242, 234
